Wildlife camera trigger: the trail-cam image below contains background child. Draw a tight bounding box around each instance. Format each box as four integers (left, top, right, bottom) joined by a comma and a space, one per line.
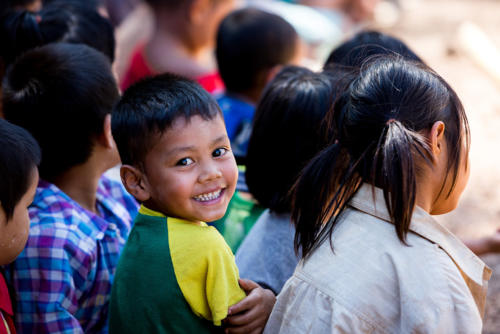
110, 73, 274, 333
120, 0, 235, 93
0, 0, 115, 117
215, 7, 301, 158
212, 8, 301, 251
0, 1, 115, 66
2, 43, 138, 333
265, 56, 489, 333
235, 65, 336, 295
324, 30, 423, 68
0, 119, 40, 334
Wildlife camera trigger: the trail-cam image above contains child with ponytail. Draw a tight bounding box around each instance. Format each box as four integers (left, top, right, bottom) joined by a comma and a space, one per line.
265, 56, 491, 333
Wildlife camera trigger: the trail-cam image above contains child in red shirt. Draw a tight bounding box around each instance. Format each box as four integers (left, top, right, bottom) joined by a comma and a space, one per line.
120, 0, 234, 93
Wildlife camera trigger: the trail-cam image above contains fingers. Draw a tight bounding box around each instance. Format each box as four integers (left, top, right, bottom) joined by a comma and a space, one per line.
225, 308, 257, 326
228, 291, 258, 315
238, 278, 259, 293
224, 320, 262, 334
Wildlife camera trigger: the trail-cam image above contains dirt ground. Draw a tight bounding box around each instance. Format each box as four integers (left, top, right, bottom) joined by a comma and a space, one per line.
377, 0, 500, 332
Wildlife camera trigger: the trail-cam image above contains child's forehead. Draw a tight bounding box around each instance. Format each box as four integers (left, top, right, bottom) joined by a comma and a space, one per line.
150, 114, 226, 149
168, 113, 223, 131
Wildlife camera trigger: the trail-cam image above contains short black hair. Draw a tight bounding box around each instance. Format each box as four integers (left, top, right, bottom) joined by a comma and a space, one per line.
216, 8, 298, 94
324, 30, 422, 68
112, 73, 222, 167
142, 0, 192, 10
0, 0, 115, 65
43, 0, 100, 10
0, 119, 40, 220
2, 43, 119, 181
246, 66, 333, 213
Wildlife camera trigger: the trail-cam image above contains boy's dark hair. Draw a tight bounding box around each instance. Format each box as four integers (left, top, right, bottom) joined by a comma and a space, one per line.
0, 119, 40, 220
293, 56, 469, 258
112, 73, 222, 167
43, 0, 100, 10
0, 0, 115, 65
142, 0, 191, 10
246, 66, 333, 213
216, 8, 298, 95
2, 43, 119, 181
324, 30, 422, 69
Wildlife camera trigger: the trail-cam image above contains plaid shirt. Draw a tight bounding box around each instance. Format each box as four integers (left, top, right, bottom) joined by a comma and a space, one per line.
6, 173, 138, 334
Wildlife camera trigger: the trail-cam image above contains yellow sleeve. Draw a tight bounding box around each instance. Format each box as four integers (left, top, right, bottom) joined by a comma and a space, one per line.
169, 221, 246, 326
205, 232, 247, 325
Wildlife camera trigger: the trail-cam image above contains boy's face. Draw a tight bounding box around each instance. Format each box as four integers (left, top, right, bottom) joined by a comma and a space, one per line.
0, 168, 38, 265
141, 114, 237, 223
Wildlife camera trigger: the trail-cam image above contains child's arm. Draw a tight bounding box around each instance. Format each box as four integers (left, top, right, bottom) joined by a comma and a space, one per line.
224, 279, 276, 334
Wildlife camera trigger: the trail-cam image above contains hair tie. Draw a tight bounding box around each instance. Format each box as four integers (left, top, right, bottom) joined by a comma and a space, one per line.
386, 118, 397, 125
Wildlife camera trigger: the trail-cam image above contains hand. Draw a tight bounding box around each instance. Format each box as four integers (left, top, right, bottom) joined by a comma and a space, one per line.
464, 228, 500, 255
224, 279, 276, 334
483, 228, 500, 253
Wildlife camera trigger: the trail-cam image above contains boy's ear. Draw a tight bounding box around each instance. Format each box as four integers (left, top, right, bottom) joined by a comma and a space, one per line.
97, 114, 116, 150
266, 65, 283, 85
120, 165, 151, 202
189, 0, 210, 24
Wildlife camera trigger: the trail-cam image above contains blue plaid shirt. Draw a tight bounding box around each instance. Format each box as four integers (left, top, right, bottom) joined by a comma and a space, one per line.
6, 173, 138, 333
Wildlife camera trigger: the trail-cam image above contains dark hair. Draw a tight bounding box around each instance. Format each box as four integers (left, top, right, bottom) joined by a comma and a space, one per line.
0, 1, 115, 65
112, 73, 222, 167
246, 66, 333, 213
216, 7, 298, 94
293, 56, 469, 258
43, 0, 100, 10
324, 30, 422, 69
0, 119, 40, 220
2, 43, 118, 181
143, 0, 192, 10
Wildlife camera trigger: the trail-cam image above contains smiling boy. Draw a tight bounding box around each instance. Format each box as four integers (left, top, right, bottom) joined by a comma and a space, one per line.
109, 74, 254, 333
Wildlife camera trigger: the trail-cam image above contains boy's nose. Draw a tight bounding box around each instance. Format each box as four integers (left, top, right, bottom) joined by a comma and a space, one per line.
198, 164, 223, 183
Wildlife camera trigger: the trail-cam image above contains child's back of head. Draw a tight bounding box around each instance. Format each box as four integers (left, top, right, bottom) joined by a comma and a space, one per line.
216, 7, 300, 100
0, 118, 40, 265
246, 66, 333, 214
2, 42, 119, 181
294, 55, 469, 257
0, 0, 115, 66
324, 30, 422, 69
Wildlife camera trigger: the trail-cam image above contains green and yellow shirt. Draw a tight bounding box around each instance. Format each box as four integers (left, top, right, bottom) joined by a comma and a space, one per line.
109, 205, 246, 333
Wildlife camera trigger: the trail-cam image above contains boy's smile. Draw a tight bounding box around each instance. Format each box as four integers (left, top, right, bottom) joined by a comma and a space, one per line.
141, 114, 237, 223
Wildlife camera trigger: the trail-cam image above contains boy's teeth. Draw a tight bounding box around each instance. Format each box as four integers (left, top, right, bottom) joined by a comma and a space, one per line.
194, 189, 222, 202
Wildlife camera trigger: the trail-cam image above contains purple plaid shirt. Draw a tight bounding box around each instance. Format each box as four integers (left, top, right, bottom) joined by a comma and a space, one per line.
6, 173, 138, 333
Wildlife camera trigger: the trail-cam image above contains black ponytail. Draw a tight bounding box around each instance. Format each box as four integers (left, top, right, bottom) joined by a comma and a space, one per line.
293, 56, 469, 259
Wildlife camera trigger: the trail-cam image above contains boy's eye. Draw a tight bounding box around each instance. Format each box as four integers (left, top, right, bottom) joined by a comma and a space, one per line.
212, 148, 228, 158
176, 157, 194, 166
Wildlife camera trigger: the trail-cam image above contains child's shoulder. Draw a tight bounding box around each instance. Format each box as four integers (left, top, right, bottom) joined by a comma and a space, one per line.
167, 219, 233, 257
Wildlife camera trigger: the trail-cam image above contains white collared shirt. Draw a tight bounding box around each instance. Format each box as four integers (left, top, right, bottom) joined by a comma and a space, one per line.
264, 184, 491, 334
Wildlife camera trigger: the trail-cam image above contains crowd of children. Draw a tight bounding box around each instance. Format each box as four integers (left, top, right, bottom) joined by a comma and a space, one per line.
0, 0, 499, 333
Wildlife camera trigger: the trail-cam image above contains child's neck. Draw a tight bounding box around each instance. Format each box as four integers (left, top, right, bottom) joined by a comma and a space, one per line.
51, 151, 116, 214
146, 21, 215, 79
52, 164, 102, 214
